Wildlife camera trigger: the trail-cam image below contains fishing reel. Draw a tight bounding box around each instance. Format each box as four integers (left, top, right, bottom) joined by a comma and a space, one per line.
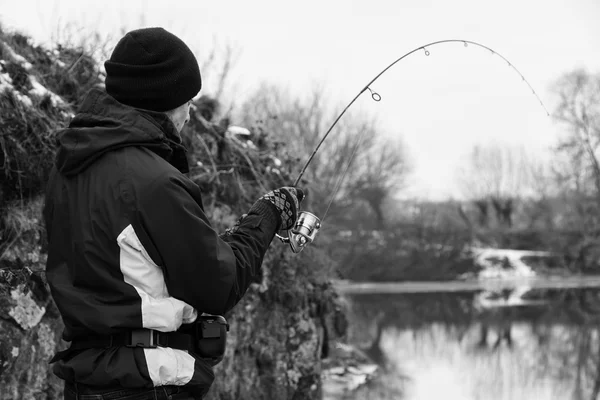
276, 211, 321, 253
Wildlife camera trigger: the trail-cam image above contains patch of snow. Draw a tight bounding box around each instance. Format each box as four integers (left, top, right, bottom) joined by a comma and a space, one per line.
0, 64, 34, 108
269, 155, 282, 167
470, 249, 560, 309
28, 76, 65, 106
0, 42, 33, 70
14, 91, 33, 107
266, 166, 281, 175
225, 129, 258, 149
0, 71, 14, 92
472, 248, 551, 280
322, 363, 379, 393
227, 125, 251, 136
1, 42, 67, 108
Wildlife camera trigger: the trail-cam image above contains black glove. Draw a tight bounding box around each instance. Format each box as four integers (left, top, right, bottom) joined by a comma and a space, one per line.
258, 187, 305, 230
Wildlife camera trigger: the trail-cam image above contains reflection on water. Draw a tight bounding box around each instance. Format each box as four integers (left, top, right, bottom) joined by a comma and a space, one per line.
382, 323, 577, 400
339, 286, 600, 400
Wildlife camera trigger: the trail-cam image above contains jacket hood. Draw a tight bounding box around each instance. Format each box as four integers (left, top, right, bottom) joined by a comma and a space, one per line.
55, 88, 189, 176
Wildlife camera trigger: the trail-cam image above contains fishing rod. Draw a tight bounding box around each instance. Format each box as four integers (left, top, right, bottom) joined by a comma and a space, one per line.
277, 39, 550, 253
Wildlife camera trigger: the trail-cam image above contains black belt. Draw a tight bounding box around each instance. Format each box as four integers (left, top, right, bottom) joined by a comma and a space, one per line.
68, 329, 195, 352
64, 381, 191, 397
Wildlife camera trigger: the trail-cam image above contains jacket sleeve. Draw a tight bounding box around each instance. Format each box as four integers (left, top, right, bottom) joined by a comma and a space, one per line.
133, 173, 280, 315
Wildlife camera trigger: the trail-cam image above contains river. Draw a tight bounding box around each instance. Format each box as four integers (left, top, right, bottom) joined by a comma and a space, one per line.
328, 278, 600, 400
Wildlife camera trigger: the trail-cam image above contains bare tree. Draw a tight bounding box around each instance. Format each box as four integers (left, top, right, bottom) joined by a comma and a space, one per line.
456, 143, 535, 228
552, 69, 600, 198
521, 156, 558, 230
345, 140, 409, 227
549, 69, 600, 271
238, 83, 409, 228
196, 37, 242, 105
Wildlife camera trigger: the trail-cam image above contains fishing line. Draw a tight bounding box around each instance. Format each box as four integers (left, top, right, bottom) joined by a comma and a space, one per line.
321, 124, 368, 222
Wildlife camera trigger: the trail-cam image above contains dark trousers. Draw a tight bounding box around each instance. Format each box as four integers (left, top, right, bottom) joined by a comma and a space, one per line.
64, 382, 197, 400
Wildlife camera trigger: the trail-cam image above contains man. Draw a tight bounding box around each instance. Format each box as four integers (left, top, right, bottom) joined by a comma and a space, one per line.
43, 27, 304, 400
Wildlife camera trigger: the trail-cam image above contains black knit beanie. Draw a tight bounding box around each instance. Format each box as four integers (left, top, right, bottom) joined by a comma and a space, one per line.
104, 27, 201, 112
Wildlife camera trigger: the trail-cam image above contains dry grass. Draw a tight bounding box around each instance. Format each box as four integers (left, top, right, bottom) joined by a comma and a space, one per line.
184, 99, 295, 211
0, 24, 106, 206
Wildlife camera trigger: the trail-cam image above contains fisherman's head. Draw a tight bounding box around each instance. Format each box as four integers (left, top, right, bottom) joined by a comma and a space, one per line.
104, 27, 201, 132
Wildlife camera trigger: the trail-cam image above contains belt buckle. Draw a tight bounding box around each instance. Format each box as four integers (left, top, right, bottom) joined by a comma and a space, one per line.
127, 329, 157, 348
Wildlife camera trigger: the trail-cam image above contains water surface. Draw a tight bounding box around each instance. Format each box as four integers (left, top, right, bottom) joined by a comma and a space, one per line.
335, 279, 600, 400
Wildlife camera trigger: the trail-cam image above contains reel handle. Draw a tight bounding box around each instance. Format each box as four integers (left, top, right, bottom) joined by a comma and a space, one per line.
275, 233, 290, 243
275, 211, 321, 253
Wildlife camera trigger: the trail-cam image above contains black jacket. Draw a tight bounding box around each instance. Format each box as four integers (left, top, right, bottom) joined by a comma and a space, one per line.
43, 89, 279, 390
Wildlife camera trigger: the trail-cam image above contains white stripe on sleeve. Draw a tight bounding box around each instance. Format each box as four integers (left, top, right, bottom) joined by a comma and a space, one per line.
117, 224, 198, 331
143, 347, 195, 386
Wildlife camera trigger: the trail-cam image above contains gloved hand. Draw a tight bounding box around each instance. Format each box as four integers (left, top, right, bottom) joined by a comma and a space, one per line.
258, 187, 305, 230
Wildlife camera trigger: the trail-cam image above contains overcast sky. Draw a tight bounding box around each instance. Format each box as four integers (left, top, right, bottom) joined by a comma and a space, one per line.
1, 0, 599, 200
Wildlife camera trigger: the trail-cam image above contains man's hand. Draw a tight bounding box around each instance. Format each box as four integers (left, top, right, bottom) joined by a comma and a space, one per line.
258, 187, 305, 230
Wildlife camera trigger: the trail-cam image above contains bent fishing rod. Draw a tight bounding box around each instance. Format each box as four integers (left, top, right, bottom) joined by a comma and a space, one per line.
276, 39, 550, 253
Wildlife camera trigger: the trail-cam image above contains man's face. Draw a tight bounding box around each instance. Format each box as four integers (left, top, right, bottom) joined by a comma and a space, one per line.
168, 100, 193, 133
